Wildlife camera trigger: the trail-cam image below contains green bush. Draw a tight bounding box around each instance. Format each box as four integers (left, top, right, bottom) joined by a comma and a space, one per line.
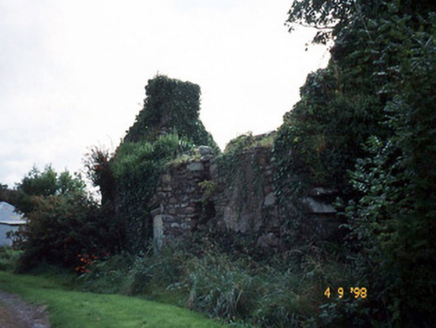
285, 1, 436, 325
109, 133, 196, 253
70, 234, 364, 327
0, 247, 22, 271
13, 192, 119, 272
126, 242, 192, 295
11, 165, 87, 215
179, 252, 257, 319
78, 252, 134, 294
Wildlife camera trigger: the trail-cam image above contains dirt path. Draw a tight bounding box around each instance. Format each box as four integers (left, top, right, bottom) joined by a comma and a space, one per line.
0, 290, 50, 328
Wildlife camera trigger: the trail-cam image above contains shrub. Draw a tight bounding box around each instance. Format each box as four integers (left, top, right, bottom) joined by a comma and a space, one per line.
177, 251, 258, 320
126, 242, 191, 295
12, 165, 87, 215
14, 192, 117, 272
78, 252, 134, 294
0, 247, 22, 271
109, 133, 196, 252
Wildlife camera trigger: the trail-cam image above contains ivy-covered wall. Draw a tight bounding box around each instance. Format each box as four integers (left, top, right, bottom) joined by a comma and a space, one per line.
124, 74, 218, 151
99, 75, 342, 252
213, 134, 281, 245
94, 75, 219, 253
148, 146, 215, 248
149, 132, 341, 250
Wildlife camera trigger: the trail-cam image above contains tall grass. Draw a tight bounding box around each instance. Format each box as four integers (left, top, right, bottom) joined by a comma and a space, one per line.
78, 251, 134, 294
76, 238, 360, 327
180, 252, 257, 319
4, 239, 361, 327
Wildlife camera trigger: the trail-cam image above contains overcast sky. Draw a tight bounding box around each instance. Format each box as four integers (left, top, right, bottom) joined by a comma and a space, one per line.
0, 0, 330, 188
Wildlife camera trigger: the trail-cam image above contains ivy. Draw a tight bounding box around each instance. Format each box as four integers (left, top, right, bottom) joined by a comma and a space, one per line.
87, 76, 218, 253
124, 74, 218, 152
111, 133, 195, 253
283, 0, 436, 325
214, 133, 274, 239
346, 12, 436, 324
216, 133, 271, 202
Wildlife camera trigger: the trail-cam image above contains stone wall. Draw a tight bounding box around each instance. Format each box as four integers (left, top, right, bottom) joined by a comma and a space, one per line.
149, 141, 340, 249
212, 146, 282, 248
149, 146, 214, 248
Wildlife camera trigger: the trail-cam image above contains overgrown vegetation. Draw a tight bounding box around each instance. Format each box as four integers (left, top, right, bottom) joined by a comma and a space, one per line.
0, 247, 22, 271
273, 0, 436, 325
217, 133, 267, 188
53, 238, 359, 327
84, 75, 219, 253
124, 74, 218, 151
0, 166, 118, 272
108, 133, 196, 252
0, 2, 434, 326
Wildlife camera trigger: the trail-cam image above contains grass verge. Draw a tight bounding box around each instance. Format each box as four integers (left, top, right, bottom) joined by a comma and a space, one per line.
0, 270, 224, 328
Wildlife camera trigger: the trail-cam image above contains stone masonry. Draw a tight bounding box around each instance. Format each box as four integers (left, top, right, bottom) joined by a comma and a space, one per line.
149, 146, 214, 248
149, 142, 340, 249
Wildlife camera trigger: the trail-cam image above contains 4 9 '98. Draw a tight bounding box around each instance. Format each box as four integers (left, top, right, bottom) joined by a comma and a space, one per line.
324, 287, 367, 299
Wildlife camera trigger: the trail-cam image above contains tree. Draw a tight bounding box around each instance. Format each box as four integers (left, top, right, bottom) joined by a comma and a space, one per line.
275, 0, 436, 325
13, 165, 86, 215
346, 12, 436, 324
287, 0, 436, 45
84, 147, 115, 206
11, 165, 122, 271
16, 165, 85, 197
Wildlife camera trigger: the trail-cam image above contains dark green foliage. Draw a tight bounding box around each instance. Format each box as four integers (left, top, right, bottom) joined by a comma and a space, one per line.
345, 11, 436, 324
287, 0, 436, 45
84, 147, 115, 206
109, 133, 195, 252
281, 0, 436, 325
272, 65, 385, 246
9, 166, 121, 272
14, 193, 104, 271
90, 76, 219, 253
124, 75, 218, 151
12, 165, 87, 215
17, 165, 86, 198
0, 247, 22, 271
286, 0, 354, 44
17, 165, 58, 197
274, 68, 385, 189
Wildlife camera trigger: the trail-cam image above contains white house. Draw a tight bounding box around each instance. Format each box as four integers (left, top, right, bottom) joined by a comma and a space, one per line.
0, 202, 26, 247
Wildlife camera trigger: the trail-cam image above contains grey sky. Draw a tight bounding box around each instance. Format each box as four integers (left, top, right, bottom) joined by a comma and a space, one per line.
0, 0, 330, 188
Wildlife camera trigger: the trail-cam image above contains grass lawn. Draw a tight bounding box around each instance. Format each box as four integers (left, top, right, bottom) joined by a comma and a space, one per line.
0, 271, 224, 328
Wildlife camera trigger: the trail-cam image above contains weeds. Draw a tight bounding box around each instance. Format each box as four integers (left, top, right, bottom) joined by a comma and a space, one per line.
179, 252, 258, 319
0, 247, 22, 271
4, 238, 361, 327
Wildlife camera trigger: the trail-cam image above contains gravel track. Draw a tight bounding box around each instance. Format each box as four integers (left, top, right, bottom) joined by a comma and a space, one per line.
0, 290, 50, 328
